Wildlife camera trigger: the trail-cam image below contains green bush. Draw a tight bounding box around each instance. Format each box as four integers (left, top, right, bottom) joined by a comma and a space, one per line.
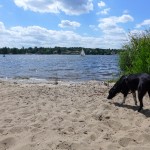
119, 29, 150, 74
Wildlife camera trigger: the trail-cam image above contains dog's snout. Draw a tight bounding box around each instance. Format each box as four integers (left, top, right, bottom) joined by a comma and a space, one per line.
107, 95, 111, 99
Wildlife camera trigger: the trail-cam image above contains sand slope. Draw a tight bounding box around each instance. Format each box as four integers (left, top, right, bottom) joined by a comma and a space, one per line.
0, 80, 150, 150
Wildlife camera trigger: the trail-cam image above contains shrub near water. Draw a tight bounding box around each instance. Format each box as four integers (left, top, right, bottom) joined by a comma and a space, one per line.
119, 29, 150, 74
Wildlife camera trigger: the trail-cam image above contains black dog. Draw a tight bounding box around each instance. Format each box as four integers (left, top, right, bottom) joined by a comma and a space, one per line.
107, 73, 150, 112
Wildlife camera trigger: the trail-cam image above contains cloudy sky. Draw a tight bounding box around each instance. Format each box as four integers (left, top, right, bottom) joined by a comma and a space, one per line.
0, 0, 150, 49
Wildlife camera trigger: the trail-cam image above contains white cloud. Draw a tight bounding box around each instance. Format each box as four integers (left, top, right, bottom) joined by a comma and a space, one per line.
136, 19, 150, 28
13, 0, 93, 15
58, 20, 80, 29
130, 29, 145, 35
0, 21, 125, 49
98, 14, 134, 47
123, 10, 129, 14
99, 14, 134, 24
118, 14, 134, 23
97, 8, 110, 15
98, 14, 134, 30
98, 1, 106, 8
97, 1, 110, 15
0, 22, 5, 30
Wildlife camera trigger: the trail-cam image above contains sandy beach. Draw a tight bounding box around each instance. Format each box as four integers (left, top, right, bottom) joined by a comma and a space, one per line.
0, 80, 150, 150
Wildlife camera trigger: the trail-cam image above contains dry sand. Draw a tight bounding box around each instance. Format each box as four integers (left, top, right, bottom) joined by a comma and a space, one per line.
0, 80, 150, 150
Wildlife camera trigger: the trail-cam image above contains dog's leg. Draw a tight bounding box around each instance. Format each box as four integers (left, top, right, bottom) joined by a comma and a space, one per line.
121, 95, 127, 105
132, 91, 137, 105
138, 98, 143, 112
138, 88, 146, 112
120, 91, 128, 105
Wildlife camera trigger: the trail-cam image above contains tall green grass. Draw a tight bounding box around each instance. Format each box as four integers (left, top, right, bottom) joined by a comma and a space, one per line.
119, 29, 150, 74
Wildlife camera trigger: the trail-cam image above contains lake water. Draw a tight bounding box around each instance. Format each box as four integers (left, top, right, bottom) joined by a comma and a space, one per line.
0, 55, 120, 82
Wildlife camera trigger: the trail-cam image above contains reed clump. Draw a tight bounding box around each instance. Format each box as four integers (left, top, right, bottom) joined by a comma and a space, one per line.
119, 29, 150, 74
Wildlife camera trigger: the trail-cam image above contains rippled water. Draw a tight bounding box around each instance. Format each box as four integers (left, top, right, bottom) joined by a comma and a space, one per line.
0, 55, 120, 81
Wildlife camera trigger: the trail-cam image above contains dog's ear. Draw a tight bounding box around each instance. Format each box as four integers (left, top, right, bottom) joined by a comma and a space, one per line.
116, 75, 127, 86
120, 75, 126, 80
121, 75, 127, 81
121, 75, 128, 86
125, 77, 129, 84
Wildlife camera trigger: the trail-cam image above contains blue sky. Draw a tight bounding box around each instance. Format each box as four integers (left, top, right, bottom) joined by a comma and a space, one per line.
0, 0, 150, 49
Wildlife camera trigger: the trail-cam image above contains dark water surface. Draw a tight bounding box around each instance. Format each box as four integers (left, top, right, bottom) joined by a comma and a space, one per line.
0, 55, 120, 82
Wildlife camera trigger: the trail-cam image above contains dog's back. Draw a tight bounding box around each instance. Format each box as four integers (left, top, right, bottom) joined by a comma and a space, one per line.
126, 73, 150, 91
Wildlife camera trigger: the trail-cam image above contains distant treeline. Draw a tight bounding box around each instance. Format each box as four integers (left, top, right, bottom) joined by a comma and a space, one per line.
0, 47, 121, 55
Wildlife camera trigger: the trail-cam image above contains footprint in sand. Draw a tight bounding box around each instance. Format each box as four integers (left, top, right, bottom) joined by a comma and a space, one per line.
56, 141, 71, 149
0, 137, 16, 150
101, 119, 122, 131
118, 137, 131, 147
0, 129, 4, 134
118, 137, 137, 147
138, 133, 150, 143
107, 143, 120, 150
9, 126, 29, 134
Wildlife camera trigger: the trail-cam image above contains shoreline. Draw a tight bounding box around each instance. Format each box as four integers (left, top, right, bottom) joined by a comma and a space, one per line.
0, 80, 150, 150
0, 77, 110, 85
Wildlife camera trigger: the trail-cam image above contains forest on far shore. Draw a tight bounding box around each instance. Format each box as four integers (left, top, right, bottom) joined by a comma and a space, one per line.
0, 47, 121, 55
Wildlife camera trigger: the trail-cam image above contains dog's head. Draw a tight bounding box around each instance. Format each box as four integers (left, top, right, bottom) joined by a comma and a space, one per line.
107, 75, 127, 99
